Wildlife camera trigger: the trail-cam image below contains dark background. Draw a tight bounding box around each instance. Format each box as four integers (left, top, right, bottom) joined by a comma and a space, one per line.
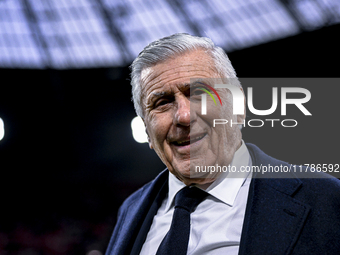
0, 24, 339, 254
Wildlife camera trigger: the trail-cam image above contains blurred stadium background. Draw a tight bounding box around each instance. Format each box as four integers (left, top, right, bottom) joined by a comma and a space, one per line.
0, 0, 339, 254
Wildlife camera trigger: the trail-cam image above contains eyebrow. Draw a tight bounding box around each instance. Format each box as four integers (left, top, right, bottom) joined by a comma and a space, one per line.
190, 79, 211, 88
189, 80, 209, 90
149, 91, 172, 103
149, 83, 192, 99
151, 91, 168, 98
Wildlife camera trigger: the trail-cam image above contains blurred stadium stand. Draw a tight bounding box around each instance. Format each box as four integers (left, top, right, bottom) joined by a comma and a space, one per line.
1, 0, 339, 69
0, 0, 339, 254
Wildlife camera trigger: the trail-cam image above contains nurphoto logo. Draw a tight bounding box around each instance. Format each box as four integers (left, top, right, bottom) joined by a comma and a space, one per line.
195, 78, 312, 128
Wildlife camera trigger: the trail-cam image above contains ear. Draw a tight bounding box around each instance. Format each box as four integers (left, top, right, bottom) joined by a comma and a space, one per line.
142, 117, 153, 149
147, 133, 153, 150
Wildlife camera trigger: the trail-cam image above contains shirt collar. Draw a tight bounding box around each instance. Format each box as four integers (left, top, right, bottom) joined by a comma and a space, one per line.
165, 168, 187, 212
165, 141, 252, 211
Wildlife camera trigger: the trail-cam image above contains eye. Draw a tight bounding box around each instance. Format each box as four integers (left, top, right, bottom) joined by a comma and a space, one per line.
155, 99, 171, 108
191, 88, 205, 97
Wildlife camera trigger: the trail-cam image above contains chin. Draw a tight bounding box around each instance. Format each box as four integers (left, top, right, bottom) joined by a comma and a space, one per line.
182, 177, 216, 186
171, 164, 221, 186
177, 170, 217, 186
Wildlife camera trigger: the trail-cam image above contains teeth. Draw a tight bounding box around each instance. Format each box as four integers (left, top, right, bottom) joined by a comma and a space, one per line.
176, 140, 190, 145
176, 135, 204, 145
191, 135, 204, 142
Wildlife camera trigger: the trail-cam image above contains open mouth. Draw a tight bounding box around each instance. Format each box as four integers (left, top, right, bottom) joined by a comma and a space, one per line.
172, 133, 206, 146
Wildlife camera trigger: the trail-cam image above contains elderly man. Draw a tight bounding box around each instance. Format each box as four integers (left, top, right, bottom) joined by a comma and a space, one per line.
106, 34, 340, 255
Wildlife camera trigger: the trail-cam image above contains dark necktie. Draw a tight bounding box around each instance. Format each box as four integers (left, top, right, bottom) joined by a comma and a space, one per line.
156, 186, 208, 255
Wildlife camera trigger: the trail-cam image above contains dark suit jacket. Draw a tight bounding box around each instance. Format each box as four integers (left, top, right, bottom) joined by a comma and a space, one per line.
106, 143, 340, 255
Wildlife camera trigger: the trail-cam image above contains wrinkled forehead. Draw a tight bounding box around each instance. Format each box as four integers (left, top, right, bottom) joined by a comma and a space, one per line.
139, 72, 232, 103
140, 55, 219, 89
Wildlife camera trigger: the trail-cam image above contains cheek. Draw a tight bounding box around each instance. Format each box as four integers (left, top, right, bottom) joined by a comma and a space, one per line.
147, 113, 173, 145
208, 111, 239, 148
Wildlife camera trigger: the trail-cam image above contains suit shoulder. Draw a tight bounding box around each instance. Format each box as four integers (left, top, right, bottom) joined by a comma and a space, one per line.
299, 176, 340, 200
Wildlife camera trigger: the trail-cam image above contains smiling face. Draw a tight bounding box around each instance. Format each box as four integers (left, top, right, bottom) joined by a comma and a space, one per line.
141, 49, 244, 186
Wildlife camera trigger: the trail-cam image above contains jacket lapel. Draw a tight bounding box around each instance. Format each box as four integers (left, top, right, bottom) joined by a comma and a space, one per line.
239, 144, 312, 255
239, 178, 311, 255
130, 176, 168, 255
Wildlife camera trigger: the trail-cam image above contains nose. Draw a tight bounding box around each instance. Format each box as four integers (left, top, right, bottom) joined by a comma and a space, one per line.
174, 96, 195, 126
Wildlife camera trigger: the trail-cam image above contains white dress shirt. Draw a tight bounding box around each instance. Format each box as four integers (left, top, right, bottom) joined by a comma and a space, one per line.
140, 141, 252, 255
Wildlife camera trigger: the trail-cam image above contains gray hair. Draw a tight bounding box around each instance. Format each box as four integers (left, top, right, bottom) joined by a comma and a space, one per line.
130, 33, 241, 118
